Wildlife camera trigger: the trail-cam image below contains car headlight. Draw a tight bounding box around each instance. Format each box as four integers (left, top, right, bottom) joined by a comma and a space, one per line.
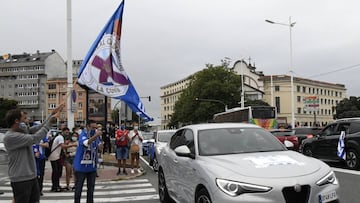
316, 171, 338, 186
216, 178, 272, 196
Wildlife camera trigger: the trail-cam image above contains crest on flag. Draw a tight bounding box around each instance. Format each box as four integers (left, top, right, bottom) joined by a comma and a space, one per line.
77, 0, 153, 121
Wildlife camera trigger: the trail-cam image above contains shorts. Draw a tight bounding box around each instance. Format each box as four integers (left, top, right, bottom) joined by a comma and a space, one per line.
116, 146, 129, 160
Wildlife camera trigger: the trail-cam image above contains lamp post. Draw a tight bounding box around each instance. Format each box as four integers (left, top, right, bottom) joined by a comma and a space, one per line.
265, 17, 296, 129
195, 97, 228, 112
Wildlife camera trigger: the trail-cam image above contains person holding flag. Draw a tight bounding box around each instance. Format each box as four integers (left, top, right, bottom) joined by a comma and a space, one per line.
77, 0, 153, 122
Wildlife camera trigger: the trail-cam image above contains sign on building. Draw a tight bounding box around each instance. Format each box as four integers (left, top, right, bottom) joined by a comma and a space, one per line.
304, 96, 319, 112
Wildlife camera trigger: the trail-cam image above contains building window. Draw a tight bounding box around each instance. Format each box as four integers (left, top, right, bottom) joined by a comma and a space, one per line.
297, 108, 301, 114
297, 96, 301, 102
275, 85, 280, 91
48, 83, 56, 89
78, 102, 82, 108
275, 97, 280, 113
297, 86, 300, 92
78, 112, 82, 120
302, 86, 306, 93
48, 103, 56, 109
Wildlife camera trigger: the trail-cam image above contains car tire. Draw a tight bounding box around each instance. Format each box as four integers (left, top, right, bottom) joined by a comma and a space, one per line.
153, 156, 158, 172
303, 145, 313, 157
196, 188, 212, 203
346, 148, 360, 170
158, 169, 171, 203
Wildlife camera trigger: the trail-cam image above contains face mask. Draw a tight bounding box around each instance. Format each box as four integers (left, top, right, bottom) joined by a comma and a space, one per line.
72, 137, 77, 142
134, 126, 138, 130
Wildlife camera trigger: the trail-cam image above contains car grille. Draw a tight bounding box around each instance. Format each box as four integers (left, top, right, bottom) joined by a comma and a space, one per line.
282, 185, 310, 203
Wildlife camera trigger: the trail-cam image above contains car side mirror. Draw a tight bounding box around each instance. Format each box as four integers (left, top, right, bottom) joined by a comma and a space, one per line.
174, 145, 195, 159
284, 140, 294, 149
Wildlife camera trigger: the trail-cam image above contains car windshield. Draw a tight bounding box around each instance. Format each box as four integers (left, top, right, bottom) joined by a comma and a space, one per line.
142, 133, 154, 140
270, 130, 295, 136
198, 127, 285, 156
157, 132, 174, 143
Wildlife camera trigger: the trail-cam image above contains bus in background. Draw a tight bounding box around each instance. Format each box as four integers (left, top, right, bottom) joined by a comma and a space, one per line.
213, 106, 277, 129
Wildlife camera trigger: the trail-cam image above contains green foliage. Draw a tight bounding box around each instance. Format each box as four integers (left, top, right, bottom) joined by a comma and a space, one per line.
0, 98, 18, 127
168, 64, 242, 128
335, 96, 360, 119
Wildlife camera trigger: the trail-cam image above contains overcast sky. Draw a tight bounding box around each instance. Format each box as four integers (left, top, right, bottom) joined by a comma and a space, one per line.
2, 0, 360, 123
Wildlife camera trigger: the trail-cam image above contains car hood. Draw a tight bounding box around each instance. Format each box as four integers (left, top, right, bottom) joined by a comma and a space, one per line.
199, 151, 324, 178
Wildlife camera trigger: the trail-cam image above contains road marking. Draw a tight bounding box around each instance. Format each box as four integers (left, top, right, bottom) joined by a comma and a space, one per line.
0, 178, 159, 202
140, 156, 151, 169
332, 167, 360, 175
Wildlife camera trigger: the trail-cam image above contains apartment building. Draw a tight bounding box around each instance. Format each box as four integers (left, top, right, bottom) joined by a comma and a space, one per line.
160, 76, 191, 129
261, 75, 346, 127
0, 50, 66, 121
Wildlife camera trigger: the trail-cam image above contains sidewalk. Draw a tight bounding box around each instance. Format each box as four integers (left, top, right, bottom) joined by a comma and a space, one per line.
44, 153, 144, 184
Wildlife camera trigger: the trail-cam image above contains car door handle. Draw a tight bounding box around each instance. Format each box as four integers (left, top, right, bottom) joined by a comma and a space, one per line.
173, 158, 178, 163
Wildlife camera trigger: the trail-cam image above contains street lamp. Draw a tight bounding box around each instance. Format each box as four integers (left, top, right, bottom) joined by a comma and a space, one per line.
265, 17, 296, 128
195, 97, 228, 112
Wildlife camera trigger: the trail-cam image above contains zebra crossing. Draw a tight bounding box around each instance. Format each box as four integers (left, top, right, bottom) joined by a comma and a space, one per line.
0, 178, 159, 203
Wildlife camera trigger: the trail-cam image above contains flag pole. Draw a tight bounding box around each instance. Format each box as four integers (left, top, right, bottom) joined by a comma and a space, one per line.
67, 0, 74, 130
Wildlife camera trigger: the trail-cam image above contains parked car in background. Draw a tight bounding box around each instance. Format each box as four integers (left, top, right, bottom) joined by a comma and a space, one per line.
157, 123, 339, 203
268, 129, 299, 151
300, 118, 360, 170
150, 129, 176, 171
142, 131, 155, 156
0, 132, 8, 165
293, 126, 323, 145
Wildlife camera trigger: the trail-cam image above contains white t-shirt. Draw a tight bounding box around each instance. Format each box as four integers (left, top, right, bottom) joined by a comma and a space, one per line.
48, 135, 64, 161
130, 130, 143, 155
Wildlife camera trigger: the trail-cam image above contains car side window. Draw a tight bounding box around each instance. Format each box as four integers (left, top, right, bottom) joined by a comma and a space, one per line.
336, 123, 350, 135
183, 129, 195, 155
320, 124, 337, 136
169, 130, 185, 150
349, 122, 360, 134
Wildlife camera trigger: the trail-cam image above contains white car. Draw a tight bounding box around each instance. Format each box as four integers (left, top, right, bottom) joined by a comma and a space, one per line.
151, 129, 176, 171
157, 123, 340, 203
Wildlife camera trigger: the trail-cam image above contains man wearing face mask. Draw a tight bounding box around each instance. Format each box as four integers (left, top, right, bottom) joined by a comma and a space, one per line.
3, 104, 64, 203
73, 120, 103, 203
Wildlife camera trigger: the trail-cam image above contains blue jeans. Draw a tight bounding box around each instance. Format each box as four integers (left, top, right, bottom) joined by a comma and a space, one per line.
74, 170, 97, 203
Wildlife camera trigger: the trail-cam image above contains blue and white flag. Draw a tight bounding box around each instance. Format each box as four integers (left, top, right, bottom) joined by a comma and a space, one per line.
77, 1, 153, 122
337, 131, 346, 160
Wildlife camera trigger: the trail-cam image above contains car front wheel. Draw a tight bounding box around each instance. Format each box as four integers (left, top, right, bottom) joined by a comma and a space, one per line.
153, 157, 159, 172
158, 169, 171, 203
196, 188, 212, 203
346, 148, 360, 170
303, 145, 313, 157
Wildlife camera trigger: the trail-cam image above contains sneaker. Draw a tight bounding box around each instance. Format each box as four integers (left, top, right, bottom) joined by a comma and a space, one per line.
137, 168, 142, 173
123, 169, 128, 175
131, 169, 134, 174
116, 169, 121, 176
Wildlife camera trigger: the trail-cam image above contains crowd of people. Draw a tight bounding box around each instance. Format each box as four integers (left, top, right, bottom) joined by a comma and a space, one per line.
2, 104, 145, 203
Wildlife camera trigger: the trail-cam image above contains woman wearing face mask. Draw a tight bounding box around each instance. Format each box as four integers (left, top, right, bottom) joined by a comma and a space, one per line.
129, 124, 143, 174
64, 132, 78, 191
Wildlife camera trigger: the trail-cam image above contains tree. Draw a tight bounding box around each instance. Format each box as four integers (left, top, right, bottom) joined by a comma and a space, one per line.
168, 64, 242, 128
0, 98, 18, 128
335, 96, 360, 119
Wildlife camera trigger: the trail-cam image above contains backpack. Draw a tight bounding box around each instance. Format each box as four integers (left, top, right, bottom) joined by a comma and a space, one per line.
45, 133, 61, 158
115, 129, 129, 147
44, 138, 54, 158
